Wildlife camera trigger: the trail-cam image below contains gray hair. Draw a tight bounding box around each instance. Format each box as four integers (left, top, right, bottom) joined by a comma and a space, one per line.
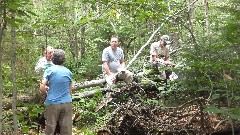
52, 49, 65, 65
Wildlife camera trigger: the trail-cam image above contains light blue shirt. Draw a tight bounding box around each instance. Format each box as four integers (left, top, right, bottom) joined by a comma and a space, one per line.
102, 46, 124, 73
43, 65, 72, 105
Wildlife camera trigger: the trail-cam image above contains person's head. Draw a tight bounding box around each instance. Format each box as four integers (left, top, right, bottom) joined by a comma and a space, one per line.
160, 35, 171, 47
110, 36, 119, 50
44, 46, 54, 61
52, 49, 65, 65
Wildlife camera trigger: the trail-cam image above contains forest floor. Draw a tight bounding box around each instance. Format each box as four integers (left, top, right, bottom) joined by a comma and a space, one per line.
96, 81, 240, 135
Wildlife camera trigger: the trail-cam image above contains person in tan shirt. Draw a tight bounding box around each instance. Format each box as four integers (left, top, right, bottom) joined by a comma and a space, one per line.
150, 35, 173, 65
150, 35, 175, 80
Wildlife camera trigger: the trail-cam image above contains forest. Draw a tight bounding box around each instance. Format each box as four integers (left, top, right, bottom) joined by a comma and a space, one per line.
0, 0, 240, 134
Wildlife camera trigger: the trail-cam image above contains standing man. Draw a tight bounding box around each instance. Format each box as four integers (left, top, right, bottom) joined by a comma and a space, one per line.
35, 46, 54, 74
150, 35, 175, 79
102, 36, 133, 85
39, 49, 73, 135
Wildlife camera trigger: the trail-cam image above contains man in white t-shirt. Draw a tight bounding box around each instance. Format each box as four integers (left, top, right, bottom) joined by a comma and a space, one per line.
35, 46, 54, 74
102, 36, 133, 85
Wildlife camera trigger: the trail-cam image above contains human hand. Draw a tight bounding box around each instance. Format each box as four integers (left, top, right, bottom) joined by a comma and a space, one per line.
156, 58, 165, 64
164, 61, 169, 65
106, 74, 116, 85
117, 67, 126, 73
38, 81, 49, 94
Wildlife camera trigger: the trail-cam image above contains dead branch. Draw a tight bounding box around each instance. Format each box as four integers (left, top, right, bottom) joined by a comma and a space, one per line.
72, 79, 106, 91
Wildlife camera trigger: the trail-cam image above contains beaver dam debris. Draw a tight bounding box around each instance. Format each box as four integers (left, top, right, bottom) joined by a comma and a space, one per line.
93, 82, 240, 135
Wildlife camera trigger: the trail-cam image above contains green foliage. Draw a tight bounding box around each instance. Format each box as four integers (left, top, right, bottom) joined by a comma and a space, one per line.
72, 89, 111, 130
78, 127, 96, 135
0, 0, 239, 133
2, 110, 14, 134
17, 103, 45, 133
204, 105, 240, 121
174, 0, 240, 126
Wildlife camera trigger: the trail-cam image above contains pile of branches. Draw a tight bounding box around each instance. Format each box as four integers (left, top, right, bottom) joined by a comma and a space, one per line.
96, 82, 237, 135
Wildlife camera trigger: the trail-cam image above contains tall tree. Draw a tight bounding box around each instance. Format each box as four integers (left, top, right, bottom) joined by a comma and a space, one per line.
188, 0, 195, 34
10, 11, 18, 134
204, 0, 209, 33
0, 0, 7, 133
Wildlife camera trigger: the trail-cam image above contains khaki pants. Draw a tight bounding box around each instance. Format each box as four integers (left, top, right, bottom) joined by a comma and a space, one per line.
45, 103, 72, 135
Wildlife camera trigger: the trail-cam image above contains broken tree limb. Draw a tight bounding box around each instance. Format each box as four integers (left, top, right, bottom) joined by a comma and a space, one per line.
72, 88, 111, 99
95, 92, 113, 112
72, 79, 106, 91
126, 25, 163, 69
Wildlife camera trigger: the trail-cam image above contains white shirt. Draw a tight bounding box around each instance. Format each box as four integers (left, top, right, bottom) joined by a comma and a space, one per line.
35, 56, 54, 73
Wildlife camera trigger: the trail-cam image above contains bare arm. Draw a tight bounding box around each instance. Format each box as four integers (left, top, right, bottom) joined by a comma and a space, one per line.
150, 43, 157, 62
69, 83, 72, 95
39, 78, 48, 94
163, 49, 174, 65
120, 59, 125, 67
103, 61, 111, 76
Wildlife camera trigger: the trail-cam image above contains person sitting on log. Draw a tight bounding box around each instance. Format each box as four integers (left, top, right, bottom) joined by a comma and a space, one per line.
102, 36, 133, 85
150, 35, 176, 80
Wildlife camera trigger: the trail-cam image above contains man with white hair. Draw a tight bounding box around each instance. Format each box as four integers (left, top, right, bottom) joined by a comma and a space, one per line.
35, 46, 54, 73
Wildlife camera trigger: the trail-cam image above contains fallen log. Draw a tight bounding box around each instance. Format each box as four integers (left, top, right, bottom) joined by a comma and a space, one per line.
72, 88, 110, 99
3, 92, 45, 110
72, 79, 106, 91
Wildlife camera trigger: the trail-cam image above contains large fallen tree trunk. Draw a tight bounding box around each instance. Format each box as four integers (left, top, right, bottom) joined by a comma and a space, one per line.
72, 88, 111, 99
72, 79, 106, 91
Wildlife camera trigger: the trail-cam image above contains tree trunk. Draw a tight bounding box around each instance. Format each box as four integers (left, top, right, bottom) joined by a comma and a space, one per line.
0, 1, 7, 133
204, 0, 209, 33
79, 3, 88, 58
73, 0, 79, 62
72, 88, 110, 99
11, 11, 18, 134
126, 26, 161, 69
188, 0, 195, 33
72, 79, 106, 91
65, 1, 76, 59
